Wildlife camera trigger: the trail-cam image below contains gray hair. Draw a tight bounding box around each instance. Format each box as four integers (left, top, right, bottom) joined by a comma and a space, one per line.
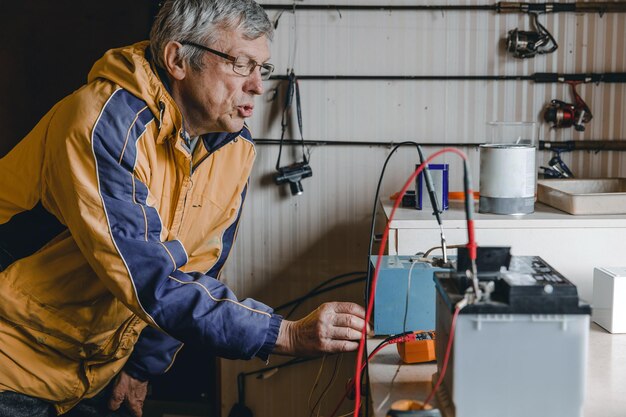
150, 0, 273, 71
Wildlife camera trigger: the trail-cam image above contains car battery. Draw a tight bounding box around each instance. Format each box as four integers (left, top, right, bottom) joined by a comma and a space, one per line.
371, 256, 452, 335
433, 256, 591, 417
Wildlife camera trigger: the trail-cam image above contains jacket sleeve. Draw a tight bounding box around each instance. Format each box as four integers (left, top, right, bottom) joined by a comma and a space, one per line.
124, 327, 183, 381
42, 89, 281, 360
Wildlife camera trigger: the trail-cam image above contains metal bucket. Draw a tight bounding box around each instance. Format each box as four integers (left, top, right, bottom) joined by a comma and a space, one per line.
479, 144, 536, 214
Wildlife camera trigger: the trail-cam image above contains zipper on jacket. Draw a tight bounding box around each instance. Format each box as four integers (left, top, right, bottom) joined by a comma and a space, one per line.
190, 135, 240, 174
157, 101, 165, 130
177, 177, 193, 236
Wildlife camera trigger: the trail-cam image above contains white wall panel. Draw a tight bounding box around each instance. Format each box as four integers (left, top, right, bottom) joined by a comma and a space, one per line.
221, 2, 626, 416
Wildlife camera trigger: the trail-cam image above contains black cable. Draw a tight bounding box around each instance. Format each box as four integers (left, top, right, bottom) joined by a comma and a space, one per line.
232, 270, 367, 413
416, 147, 444, 227
363, 142, 428, 417
274, 271, 365, 312
364, 142, 425, 312
285, 275, 365, 319
241, 357, 312, 378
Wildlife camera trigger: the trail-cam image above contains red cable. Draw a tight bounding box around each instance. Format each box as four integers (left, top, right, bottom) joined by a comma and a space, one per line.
329, 333, 418, 417
329, 342, 388, 417
422, 306, 461, 407
352, 148, 469, 416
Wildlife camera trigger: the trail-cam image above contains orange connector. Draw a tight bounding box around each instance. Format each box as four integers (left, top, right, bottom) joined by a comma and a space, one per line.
397, 331, 436, 364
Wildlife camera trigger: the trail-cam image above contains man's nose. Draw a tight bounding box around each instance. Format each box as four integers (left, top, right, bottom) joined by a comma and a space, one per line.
245, 68, 264, 95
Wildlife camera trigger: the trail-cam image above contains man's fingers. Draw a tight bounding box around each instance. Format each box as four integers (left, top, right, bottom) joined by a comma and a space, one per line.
332, 326, 363, 340
329, 302, 366, 318
127, 399, 144, 417
108, 389, 125, 411
333, 313, 367, 332
327, 339, 360, 353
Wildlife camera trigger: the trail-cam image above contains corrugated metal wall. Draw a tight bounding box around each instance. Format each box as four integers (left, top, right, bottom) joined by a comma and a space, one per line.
220, 2, 626, 416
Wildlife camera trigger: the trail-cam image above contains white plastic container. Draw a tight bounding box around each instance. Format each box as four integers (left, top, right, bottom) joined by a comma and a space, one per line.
593, 267, 626, 333
537, 178, 626, 215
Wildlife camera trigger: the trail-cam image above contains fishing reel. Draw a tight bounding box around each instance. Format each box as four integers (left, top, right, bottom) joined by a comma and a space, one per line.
540, 151, 575, 179
274, 161, 313, 196
506, 12, 558, 58
543, 82, 593, 132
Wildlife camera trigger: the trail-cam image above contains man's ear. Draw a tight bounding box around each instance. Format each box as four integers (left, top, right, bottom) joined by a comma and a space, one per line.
163, 41, 187, 81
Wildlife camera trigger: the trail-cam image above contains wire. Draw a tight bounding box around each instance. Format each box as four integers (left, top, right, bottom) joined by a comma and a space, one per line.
284, 277, 366, 319
275, 271, 365, 311
329, 332, 416, 417
422, 305, 462, 407
375, 363, 402, 413
308, 355, 327, 414
422, 243, 464, 259
354, 148, 471, 417
365, 142, 424, 322
312, 353, 344, 417
363, 142, 429, 417
273, 273, 366, 320
241, 357, 311, 379
403, 261, 418, 333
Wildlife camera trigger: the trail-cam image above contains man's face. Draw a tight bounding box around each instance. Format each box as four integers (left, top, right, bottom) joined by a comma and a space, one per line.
173, 29, 270, 136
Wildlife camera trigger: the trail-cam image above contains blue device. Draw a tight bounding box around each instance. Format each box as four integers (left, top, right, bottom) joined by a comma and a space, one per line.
371, 255, 451, 335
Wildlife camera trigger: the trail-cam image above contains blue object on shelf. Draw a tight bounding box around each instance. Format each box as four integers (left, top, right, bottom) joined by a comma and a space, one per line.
416, 163, 449, 211
371, 255, 451, 336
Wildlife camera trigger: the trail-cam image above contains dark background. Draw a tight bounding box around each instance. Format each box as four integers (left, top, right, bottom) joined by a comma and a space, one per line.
0, 0, 155, 156
0, 2, 218, 415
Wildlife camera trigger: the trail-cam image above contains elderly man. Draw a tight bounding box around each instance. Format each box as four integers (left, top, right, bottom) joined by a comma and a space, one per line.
0, 1, 366, 416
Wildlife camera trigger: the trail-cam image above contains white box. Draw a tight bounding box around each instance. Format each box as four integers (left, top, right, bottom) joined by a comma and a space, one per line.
537, 178, 626, 215
593, 267, 626, 333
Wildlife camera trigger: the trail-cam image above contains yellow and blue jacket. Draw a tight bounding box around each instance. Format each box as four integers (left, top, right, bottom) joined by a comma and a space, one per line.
0, 41, 281, 414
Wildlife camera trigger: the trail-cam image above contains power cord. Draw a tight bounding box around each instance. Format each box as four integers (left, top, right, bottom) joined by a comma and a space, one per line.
228, 271, 366, 416
363, 142, 445, 417
274, 271, 366, 319
354, 148, 475, 416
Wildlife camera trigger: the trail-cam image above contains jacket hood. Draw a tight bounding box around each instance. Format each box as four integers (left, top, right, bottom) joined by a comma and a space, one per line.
87, 41, 181, 143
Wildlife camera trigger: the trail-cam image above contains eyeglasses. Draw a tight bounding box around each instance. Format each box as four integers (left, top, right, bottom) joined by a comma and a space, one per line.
181, 41, 274, 81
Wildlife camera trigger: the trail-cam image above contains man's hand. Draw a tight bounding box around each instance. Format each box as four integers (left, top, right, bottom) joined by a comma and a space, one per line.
273, 302, 368, 357
108, 371, 148, 417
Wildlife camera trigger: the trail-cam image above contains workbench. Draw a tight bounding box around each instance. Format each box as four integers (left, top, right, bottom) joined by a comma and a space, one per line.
367, 323, 626, 417
382, 200, 626, 303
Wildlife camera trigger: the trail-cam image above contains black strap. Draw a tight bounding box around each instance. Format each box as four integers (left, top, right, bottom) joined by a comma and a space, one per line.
275, 70, 308, 171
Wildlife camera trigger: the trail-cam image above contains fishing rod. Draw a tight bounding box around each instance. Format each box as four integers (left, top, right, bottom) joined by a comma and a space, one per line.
268, 72, 626, 132
539, 140, 626, 153
255, 139, 480, 148
269, 72, 626, 83
264, 2, 626, 59
262, 2, 626, 14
